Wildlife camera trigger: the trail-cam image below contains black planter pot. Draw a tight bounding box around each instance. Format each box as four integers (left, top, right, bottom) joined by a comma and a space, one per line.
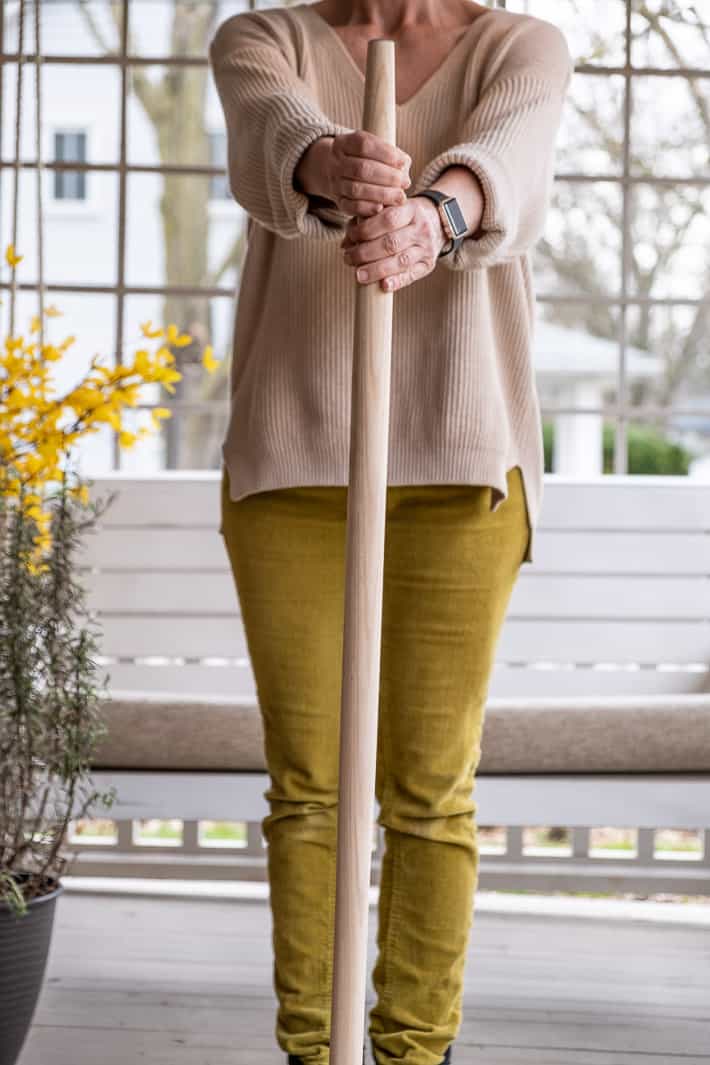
0, 872, 65, 1065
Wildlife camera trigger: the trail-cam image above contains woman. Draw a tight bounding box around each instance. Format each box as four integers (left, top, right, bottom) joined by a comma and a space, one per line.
208, 2, 573, 1064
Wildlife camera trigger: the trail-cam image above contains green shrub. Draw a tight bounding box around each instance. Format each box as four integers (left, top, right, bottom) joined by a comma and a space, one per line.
543, 420, 694, 475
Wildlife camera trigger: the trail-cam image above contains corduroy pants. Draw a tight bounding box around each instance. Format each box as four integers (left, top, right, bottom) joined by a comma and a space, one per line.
220, 465, 530, 1065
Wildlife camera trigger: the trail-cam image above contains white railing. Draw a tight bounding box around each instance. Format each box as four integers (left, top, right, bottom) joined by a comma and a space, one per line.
69, 819, 710, 896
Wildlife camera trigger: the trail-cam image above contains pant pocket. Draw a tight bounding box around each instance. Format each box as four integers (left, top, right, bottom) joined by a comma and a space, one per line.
509, 465, 531, 567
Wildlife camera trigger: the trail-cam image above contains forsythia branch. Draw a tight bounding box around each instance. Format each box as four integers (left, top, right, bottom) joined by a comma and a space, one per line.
1, 244, 221, 565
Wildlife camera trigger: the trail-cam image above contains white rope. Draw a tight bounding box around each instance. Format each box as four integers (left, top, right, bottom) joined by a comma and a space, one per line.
9, 0, 26, 337
33, 0, 45, 353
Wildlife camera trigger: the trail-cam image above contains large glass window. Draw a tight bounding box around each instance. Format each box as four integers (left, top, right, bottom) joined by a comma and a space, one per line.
1, 0, 707, 480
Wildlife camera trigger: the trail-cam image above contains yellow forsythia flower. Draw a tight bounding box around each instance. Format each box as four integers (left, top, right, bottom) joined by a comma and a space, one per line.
202, 345, 218, 373
165, 322, 192, 347
5, 243, 23, 268
140, 319, 164, 339
69, 483, 90, 506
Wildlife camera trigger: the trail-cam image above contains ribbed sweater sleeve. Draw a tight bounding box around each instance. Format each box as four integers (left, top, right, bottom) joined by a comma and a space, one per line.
208, 11, 353, 241
411, 19, 573, 271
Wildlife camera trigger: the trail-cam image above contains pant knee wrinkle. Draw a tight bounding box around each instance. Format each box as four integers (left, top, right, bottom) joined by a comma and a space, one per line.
380, 830, 404, 1012
322, 838, 337, 1010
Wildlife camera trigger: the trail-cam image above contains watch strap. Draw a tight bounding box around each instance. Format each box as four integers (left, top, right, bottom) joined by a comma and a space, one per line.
414, 188, 466, 258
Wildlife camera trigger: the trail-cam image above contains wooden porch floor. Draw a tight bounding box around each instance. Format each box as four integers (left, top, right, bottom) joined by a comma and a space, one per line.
18, 889, 710, 1065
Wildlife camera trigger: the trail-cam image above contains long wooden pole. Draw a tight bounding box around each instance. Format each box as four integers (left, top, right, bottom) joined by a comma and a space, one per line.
329, 37, 396, 1065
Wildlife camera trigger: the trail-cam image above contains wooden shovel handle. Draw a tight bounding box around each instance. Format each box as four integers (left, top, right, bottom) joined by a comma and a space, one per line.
329, 36, 396, 1065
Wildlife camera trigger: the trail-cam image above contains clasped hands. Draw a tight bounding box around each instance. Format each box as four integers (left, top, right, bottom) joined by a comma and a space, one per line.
325, 130, 450, 293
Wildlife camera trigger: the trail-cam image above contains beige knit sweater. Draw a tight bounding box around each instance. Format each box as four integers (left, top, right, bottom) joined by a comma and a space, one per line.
209, 2, 573, 564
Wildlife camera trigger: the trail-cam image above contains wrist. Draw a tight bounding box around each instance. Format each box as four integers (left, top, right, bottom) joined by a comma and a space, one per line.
294, 135, 336, 204
429, 166, 483, 240
413, 194, 451, 256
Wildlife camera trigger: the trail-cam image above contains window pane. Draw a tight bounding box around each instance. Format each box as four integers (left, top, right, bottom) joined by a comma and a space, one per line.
0, 288, 118, 475
125, 171, 244, 288
629, 183, 709, 300
54, 168, 86, 201
0, 168, 119, 285
504, 0, 626, 67
208, 132, 230, 200
1, 63, 121, 166
126, 0, 248, 59
630, 75, 710, 179
624, 304, 710, 415
118, 399, 230, 472
2, 0, 125, 57
538, 299, 623, 351
631, 0, 709, 70
126, 61, 229, 175
562, 72, 625, 178
535, 180, 623, 297
121, 293, 232, 472
55, 131, 86, 163
0, 288, 116, 371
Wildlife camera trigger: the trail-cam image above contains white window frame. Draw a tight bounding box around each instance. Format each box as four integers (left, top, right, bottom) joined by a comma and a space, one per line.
46, 120, 104, 216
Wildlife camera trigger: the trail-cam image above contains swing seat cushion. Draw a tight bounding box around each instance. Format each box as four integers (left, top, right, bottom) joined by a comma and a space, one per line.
91, 692, 710, 774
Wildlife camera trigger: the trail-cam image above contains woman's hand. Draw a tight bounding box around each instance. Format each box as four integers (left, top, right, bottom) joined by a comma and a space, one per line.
323, 130, 413, 217
340, 195, 448, 292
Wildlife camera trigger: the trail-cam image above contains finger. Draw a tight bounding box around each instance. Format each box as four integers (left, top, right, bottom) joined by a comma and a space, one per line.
342, 203, 383, 233
338, 197, 387, 218
340, 130, 411, 172
339, 214, 382, 251
340, 154, 411, 191
379, 260, 433, 292
352, 244, 428, 285
338, 177, 408, 208
343, 222, 419, 266
346, 202, 414, 244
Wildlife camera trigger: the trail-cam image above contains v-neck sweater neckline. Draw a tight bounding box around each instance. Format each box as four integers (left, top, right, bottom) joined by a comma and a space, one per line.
295, 2, 495, 111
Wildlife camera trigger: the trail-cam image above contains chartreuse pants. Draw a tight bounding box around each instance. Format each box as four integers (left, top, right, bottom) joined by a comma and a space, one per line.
220, 465, 530, 1065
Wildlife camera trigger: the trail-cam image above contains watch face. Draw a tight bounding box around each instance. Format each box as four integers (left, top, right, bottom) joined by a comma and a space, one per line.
443, 198, 468, 238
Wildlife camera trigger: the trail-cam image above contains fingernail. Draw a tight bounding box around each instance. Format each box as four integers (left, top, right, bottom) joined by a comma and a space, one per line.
356, 268, 367, 281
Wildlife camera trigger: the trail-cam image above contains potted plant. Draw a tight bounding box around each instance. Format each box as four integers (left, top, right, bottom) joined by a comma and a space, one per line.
0, 468, 116, 1065
0, 242, 217, 1065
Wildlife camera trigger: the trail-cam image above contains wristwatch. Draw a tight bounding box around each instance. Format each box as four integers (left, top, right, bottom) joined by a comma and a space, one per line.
413, 188, 468, 257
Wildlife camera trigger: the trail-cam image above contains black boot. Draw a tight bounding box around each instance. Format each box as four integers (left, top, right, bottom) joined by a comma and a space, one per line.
367, 1041, 453, 1065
